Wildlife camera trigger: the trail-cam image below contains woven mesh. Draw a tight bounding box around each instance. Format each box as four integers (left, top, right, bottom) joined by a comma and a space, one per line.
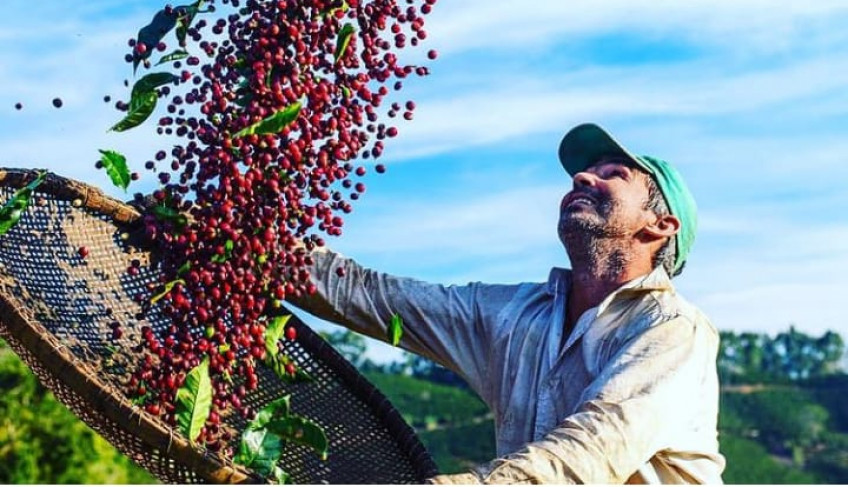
0, 168, 438, 484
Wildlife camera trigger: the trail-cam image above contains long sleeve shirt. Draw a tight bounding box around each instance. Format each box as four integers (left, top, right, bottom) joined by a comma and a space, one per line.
288, 249, 725, 484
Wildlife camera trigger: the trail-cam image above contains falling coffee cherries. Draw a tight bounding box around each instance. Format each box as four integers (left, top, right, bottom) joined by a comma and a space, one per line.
121, 0, 439, 453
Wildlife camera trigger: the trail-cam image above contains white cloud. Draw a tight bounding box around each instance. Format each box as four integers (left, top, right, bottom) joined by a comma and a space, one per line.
388, 52, 848, 163
427, 0, 848, 56
340, 184, 564, 257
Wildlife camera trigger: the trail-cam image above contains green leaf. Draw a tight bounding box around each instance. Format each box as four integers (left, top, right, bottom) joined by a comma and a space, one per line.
150, 279, 185, 305
271, 466, 291, 485
234, 102, 302, 138
234, 93, 253, 108
265, 315, 291, 357
152, 204, 188, 227
252, 396, 291, 430
132, 72, 179, 97
295, 368, 314, 383
389, 313, 403, 347
334, 23, 355, 63
176, 261, 191, 276
175, 357, 213, 444
156, 49, 189, 65
135, 8, 179, 72
234, 396, 291, 476
110, 73, 176, 133
210, 239, 234, 263
320, 0, 349, 19
265, 354, 313, 384
234, 427, 285, 477
109, 90, 157, 132
0, 171, 46, 236
266, 416, 329, 461
176, 0, 206, 47
97, 149, 131, 191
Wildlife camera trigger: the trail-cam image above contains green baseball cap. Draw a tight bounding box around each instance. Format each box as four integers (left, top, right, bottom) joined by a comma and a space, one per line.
557, 123, 697, 274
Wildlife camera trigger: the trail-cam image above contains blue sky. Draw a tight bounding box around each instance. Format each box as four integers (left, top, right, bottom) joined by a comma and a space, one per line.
2, 1, 847, 363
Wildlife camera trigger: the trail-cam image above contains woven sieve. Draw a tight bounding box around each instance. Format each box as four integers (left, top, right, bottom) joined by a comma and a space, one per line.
0, 167, 438, 484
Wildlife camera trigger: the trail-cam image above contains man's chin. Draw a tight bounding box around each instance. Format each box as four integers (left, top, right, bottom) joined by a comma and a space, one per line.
558, 215, 604, 239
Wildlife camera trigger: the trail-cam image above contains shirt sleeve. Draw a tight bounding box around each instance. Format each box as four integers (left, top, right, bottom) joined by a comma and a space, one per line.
470, 315, 720, 484
286, 248, 519, 400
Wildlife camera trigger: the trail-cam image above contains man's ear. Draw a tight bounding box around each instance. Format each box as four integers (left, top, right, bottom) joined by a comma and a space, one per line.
642, 213, 680, 240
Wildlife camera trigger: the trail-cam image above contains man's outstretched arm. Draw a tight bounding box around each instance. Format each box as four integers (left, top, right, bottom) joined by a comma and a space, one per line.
430, 315, 723, 484
287, 247, 519, 401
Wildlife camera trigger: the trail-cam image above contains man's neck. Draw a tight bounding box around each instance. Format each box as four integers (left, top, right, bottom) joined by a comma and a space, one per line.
564, 241, 654, 333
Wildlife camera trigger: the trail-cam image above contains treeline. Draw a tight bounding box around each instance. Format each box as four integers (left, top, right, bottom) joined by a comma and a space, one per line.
321, 329, 471, 389
718, 327, 845, 384
325, 326, 848, 388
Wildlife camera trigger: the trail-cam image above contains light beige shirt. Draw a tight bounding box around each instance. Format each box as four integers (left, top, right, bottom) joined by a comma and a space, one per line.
291, 250, 725, 484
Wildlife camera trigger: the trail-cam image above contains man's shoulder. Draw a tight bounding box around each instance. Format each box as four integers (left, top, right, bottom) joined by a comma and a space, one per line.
642, 286, 718, 338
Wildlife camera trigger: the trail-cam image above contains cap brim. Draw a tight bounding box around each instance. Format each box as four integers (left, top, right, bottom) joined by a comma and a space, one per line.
558, 123, 652, 176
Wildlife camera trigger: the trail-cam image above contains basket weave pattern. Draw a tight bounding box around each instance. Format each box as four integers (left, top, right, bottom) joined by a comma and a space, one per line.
0, 168, 438, 484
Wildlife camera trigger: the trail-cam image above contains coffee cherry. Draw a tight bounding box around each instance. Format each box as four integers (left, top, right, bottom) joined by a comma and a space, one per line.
78, 246, 89, 258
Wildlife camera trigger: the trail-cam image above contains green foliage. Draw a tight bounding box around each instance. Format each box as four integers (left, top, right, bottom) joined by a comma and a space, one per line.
175, 358, 213, 444
233, 102, 302, 138
0, 170, 46, 236
0, 339, 156, 483
720, 382, 848, 483
322, 329, 368, 368
97, 149, 131, 191
334, 24, 355, 62
363, 372, 489, 430
388, 313, 403, 347
721, 388, 830, 453
419, 422, 496, 474
235, 400, 288, 478
719, 327, 844, 384
719, 434, 818, 484
363, 370, 494, 474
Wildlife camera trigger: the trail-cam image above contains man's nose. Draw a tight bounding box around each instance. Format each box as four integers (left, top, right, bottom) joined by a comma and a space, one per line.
572, 170, 598, 189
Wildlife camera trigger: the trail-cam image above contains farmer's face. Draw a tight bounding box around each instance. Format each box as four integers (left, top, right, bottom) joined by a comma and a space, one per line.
557, 157, 654, 245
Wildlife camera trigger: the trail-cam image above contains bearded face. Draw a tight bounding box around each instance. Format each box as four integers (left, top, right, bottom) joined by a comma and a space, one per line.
557, 159, 653, 250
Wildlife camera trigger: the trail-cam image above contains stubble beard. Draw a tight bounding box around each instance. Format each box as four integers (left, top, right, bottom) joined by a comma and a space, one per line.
558, 199, 629, 279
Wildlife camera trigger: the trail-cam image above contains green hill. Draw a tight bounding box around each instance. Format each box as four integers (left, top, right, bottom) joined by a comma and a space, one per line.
2, 335, 848, 484
369, 370, 848, 484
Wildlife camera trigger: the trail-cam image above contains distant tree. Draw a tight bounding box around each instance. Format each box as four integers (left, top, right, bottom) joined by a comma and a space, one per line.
718, 327, 845, 383
320, 329, 369, 368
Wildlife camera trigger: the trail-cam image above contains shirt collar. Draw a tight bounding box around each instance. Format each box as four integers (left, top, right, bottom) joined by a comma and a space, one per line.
547, 265, 674, 315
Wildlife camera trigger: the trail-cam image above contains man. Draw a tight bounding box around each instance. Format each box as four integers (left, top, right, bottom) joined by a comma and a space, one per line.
289, 123, 724, 484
